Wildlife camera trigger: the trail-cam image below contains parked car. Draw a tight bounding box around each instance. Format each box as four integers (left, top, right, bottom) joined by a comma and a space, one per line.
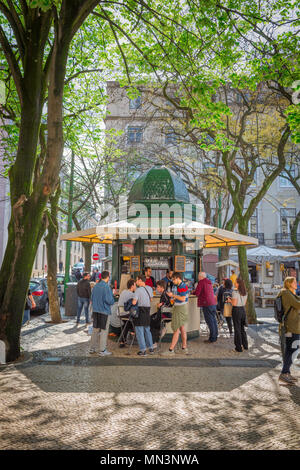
29, 278, 49, 314
72, 262, 85, 276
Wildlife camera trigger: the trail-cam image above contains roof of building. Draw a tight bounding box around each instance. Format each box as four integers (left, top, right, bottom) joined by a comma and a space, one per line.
128, 165, 190, 204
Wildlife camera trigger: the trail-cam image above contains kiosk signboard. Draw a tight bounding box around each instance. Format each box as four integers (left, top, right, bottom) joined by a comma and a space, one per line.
130, 256, 140, 272
175, 255, 186, 272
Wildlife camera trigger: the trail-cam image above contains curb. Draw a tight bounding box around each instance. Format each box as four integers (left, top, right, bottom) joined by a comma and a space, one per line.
0, 351, 33, 369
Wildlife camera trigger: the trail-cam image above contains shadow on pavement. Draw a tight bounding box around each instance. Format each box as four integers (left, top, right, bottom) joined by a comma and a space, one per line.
13, 349, 280, 393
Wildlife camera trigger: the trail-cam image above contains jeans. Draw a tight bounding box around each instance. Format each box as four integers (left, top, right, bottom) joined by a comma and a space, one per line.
232, 306, 248, 352
281, 333, 300, 374
203, 306, 218, 342
77, 297, 89, 323
22, 309, 30, 326
135, 326, 153, 352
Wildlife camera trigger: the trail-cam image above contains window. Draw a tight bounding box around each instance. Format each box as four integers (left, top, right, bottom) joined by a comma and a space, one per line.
279, 164, 296, 188
127, 126, 143, 144
129, 96, 141, 109
280, 208, 296, 234
249, 209, 258, 234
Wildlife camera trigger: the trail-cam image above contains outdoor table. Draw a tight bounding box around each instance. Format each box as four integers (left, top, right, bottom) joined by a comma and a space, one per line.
112, 294, 200, 339
150, 294, 200, 339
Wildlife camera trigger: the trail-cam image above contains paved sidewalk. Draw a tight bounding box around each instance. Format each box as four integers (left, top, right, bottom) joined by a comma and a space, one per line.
0, 308, 299, 450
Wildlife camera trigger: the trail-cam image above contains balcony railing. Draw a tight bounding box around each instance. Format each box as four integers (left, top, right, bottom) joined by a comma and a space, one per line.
275, 233, 300, 246
248, 233, 265, 244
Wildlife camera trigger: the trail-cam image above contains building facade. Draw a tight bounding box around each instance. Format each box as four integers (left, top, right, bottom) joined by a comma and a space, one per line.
105, 81, 300, 277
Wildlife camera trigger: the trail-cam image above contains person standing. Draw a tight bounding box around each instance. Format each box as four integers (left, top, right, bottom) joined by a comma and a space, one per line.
118, 279, 136, 348
228, 278, 248, 353
132, 274, 154, 357
163, 272, 189, 355
150, 279, 172, 349
90, 268, 99, 282
89, 271, 115, 356
230, 270, 237, 287
144, 267, 156, 290
277, 277, 300, 385
162, 270, 174, 291
194, 272, 218, 343
22, 289, 36, 326
217, 279, 234, 336
76, 272, 91, 325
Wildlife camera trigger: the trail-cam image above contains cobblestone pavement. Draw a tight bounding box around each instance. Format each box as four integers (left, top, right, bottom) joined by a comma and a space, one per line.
0, 309, 299, 450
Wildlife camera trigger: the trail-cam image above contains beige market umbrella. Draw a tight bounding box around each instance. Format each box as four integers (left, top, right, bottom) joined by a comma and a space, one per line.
61, 220, 258, 248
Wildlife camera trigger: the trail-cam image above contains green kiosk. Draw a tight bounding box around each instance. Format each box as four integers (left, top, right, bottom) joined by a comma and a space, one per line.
61, 165, 258, 337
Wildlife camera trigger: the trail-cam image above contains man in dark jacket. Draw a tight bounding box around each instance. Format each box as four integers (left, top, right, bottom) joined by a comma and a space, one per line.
194, 272, 218, 343
76, 272, 91, 325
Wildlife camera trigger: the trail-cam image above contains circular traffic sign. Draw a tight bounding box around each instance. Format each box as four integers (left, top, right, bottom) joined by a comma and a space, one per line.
92, 253, 99, 261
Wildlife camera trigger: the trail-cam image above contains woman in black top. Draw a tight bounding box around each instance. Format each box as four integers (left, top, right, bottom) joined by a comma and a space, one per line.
150, 280, 172, 347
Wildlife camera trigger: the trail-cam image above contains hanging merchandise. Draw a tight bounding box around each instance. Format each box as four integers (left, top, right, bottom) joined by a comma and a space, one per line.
256, 264, 260, 271
280, 263, 285, 272
266, 261, 271, 269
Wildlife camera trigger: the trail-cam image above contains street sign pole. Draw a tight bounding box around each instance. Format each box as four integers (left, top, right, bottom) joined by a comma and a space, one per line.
64, 150, 75, 302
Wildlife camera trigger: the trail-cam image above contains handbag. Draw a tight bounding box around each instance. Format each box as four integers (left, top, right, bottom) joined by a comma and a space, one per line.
223, 302, 232, 317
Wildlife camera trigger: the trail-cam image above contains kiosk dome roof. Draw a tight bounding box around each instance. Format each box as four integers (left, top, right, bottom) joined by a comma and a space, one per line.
128, 165, 190, 204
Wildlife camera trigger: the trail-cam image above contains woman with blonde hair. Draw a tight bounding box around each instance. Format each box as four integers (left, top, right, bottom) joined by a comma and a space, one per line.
277, 277, 300, 385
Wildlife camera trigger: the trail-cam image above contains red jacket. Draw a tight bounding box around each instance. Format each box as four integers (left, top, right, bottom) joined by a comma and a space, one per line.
194, 278, 216, 307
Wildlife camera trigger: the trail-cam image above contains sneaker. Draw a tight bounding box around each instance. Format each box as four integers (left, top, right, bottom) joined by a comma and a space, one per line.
148, 348, 155, 354
137, 350, 147, 357
161, 349, 175, 356
99, 349, 112, 357
279, 373, 295, 385
181, 347, 189, 355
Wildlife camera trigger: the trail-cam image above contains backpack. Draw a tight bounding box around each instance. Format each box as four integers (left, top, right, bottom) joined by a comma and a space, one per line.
274, 296, 292, 323
124, 298, 139, 319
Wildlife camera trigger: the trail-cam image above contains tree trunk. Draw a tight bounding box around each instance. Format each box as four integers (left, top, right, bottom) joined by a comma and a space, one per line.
0, 202, 47, 361
0, 2, 100, 361
83, 242, 92, 273
45, 185, 62, 323
291, 209, 300, 251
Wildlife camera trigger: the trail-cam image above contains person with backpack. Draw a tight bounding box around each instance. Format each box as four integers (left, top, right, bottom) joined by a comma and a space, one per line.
217, 279, 234, 336
228, 278, 248, 353
131, 274, 154, 357
276, 277, 300, 385
117, 279, 136, 348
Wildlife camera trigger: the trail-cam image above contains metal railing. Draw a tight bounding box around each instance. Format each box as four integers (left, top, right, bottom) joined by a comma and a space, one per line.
248, 233, 265, 244
275, 233, 300, 245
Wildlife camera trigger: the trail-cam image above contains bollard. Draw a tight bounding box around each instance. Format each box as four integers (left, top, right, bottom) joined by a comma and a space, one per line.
0, 340, 6, 364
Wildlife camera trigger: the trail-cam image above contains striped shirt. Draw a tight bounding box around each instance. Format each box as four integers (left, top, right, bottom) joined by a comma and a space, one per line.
175, 281, 189, 305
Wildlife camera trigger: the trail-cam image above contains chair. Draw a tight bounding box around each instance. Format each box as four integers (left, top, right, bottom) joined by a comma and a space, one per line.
117, 306, 136, 353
